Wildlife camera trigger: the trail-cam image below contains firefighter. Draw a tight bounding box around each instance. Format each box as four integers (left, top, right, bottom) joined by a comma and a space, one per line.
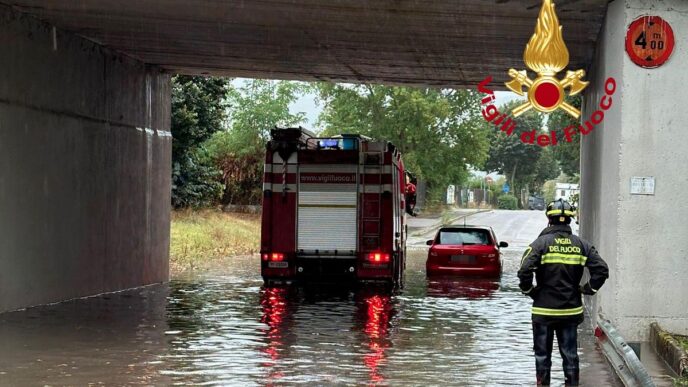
405, 173, 417, 216
517, 199, 609, 386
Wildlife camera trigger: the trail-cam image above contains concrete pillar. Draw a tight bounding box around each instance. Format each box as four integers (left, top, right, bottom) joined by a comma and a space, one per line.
581, 0, 688, 341
0, 6, 171, 312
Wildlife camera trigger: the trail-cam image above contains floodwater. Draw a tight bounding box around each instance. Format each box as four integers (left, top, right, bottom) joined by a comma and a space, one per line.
0, 212, 618, 386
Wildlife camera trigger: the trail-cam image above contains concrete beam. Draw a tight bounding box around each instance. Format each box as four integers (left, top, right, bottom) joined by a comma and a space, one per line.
0, 0, 609, 88
0, 5, 171, 312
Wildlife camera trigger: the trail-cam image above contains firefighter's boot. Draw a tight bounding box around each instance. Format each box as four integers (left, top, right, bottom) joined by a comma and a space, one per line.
536, 369, 551, 385
564, 368, 579, 386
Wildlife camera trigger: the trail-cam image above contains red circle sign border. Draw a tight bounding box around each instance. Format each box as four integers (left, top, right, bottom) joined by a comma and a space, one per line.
625, 16, 675, 69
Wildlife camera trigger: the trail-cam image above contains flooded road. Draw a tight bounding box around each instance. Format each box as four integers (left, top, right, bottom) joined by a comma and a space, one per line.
0, 210, 617, 386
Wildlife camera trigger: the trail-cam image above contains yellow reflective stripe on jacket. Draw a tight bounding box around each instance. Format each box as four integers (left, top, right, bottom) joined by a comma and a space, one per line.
541, 253, 587, 265
532, 306, 584, 316
520, 246, 533, 266
546, 210, 576, 216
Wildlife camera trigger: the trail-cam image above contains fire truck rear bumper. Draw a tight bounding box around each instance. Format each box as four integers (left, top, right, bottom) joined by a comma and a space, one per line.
292, 257, 358, 279
262, 257, 393, 282
294, 257, 393, 280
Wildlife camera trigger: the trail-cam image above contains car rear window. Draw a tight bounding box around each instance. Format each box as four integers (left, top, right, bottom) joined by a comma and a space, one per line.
437, 229, 492, 245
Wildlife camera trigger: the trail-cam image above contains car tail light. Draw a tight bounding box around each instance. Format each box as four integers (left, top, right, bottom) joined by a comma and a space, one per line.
263, 253, 284, 261
367, 252, 390, 264
480, 253, 498, 262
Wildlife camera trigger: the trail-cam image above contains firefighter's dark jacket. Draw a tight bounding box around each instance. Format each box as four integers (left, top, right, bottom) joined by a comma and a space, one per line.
517, 224, 609, 325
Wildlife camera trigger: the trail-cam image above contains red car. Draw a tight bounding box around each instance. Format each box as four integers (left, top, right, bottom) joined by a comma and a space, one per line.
426, 226, 508, 277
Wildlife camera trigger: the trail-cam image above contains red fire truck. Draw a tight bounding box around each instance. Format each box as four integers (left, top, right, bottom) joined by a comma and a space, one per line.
260, 128, 407, 286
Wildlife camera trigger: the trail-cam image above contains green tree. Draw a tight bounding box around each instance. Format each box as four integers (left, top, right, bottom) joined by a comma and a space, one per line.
315, 84, 490, 201
171, 75, 230, 208
485, 100, 544, 204
550, 95, 581, 176
532, 148, 561, 192
204, 80, 307, 205
542, 179, 557, 203
227, 80, 307, 141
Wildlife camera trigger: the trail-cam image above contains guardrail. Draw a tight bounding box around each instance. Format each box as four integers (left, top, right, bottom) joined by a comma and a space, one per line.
595, 315, 655, 386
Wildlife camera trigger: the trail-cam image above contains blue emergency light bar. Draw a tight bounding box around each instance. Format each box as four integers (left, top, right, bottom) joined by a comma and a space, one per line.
318, 139, 339, 149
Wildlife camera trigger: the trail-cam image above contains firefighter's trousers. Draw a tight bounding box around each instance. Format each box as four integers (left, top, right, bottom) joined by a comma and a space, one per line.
532, 321, 580, 386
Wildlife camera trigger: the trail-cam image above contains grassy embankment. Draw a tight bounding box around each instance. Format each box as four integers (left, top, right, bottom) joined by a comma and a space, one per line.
170, 209, 260, 274
676, 335, 688, 352
671, 334, 688, 386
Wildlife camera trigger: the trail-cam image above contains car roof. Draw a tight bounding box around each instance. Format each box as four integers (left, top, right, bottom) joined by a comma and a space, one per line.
439, 225, 493, 231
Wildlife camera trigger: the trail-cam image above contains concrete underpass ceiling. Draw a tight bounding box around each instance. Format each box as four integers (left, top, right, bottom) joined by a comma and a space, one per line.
3, 0, 609, 88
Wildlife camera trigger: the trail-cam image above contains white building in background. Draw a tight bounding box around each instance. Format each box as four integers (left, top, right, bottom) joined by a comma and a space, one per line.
446, 185, 456, 205
554, 183, 579, 202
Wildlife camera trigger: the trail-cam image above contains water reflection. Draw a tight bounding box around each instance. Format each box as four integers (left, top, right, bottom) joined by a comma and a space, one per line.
426, 277, 500, 299
260, 287, 289, 361
259, 286, 291, 384
356, 290, 395, 385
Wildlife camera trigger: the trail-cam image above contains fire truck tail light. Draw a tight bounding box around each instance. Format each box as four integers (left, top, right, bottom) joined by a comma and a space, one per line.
367, 253, 390, 263
263, 253, 284, 261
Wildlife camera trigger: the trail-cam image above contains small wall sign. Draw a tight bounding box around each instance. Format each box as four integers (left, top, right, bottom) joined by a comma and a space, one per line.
625, 16, 675, 68
630, 177, 655, 195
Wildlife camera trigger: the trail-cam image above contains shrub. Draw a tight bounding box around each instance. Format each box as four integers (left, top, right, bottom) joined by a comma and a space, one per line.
203, 129, 265, 206
498, 194, 518, 210
171, 151, 223, 209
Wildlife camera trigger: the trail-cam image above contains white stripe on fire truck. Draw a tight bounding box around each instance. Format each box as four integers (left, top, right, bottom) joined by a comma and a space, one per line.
360, 166, 393, 173
266, 165, 392, 173
363, 184, 393, 193
298, 204, 357, 208
265, 164, 297, 173
263, 183, 392, 192
296, 165, 358, 173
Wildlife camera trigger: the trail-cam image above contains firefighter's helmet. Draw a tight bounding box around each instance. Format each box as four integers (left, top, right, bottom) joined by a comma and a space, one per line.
546, 199, 576, 223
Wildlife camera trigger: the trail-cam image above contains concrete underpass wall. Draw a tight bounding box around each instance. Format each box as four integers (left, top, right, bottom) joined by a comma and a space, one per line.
0, 6, 172, 312
582, 0, 688, 341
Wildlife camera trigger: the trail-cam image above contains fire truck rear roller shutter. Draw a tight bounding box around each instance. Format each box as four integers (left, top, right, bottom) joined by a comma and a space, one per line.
299, 191, 357, 205
297, 206, 357, 252
297, 165, 359, 253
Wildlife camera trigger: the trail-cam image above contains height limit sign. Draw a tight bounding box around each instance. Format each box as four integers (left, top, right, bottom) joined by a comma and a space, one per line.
626, 16, 675, 68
